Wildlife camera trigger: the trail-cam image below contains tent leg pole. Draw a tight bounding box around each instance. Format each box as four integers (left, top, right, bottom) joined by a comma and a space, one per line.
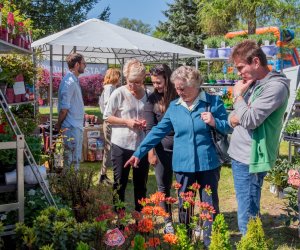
49, 45, 53, 147
62, 45, 65, 77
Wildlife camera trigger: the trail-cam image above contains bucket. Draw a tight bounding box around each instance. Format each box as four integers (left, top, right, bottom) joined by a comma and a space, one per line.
5, 170, 17, 185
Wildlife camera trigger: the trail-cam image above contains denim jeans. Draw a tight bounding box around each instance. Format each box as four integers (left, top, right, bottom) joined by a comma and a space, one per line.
62, 126, 83, 170
231, 159, 267, 235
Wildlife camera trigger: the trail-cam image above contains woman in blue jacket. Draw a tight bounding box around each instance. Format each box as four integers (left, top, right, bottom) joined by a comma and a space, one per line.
125, 66, 231, 246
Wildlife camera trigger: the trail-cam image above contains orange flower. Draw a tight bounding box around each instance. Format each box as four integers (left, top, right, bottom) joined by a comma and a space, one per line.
200, 212, 213, 222
148, 237, 161, 247
163, 233, 178, 245
150, 192, 165, 205
141, 206, 153, 216
138, 218, 154, 233
173, 182, 182, 190
153, 206, 169, 217
138, 197, 151, 207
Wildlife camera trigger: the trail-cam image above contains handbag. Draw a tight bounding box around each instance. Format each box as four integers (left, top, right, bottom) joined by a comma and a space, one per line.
206, 104, 231, 164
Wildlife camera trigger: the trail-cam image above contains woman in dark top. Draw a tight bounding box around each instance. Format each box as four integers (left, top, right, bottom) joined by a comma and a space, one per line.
145, 64, 177, 234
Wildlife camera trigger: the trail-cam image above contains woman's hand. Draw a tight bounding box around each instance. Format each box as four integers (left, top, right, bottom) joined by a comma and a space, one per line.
124, 156, 140, 168
125, 119, 143, 129
201, 112, 216, 127
148, 149, 158, 166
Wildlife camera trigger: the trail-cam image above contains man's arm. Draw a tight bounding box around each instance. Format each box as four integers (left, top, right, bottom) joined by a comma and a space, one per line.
56, 109, 68, 131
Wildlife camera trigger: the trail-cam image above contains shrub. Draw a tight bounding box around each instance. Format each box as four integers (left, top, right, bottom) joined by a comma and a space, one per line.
209, 214, 231, 250
236, 217, 271, 250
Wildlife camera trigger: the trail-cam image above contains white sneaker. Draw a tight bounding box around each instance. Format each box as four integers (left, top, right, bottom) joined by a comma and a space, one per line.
164, 222, 175, 234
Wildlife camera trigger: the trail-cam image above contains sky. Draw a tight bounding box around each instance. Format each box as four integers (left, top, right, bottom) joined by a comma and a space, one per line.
87, 0, 171, 30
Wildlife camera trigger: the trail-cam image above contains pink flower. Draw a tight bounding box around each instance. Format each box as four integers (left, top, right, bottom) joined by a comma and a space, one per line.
7, 12, 14, 27
288, 169, 300, 187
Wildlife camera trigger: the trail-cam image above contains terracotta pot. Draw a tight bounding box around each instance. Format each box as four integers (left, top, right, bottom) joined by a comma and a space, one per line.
5, 88, 14, 103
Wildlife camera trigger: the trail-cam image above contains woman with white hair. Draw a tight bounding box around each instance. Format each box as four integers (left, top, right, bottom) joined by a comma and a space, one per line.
103, 59, 150, 212
125, 65, 231, 246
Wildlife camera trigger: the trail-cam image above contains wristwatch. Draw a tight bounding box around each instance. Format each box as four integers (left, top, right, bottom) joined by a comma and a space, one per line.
233, 92, 242, 102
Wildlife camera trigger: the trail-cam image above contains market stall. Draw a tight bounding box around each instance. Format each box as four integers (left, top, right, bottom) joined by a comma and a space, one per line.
31, 18, 204, 145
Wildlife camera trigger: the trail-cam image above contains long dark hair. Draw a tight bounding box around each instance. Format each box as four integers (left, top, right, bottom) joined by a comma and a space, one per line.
149, 64, 177, 113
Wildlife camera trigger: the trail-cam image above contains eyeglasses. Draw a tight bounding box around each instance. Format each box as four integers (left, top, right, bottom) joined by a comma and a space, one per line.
149, 65, 165, 75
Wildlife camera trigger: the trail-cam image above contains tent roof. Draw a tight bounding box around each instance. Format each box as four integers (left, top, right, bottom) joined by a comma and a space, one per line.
32, 18, 203, 63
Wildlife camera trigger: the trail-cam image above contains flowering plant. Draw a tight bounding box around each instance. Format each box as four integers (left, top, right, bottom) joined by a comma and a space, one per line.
36, 68, 104, 105
95, 183, 215, 249
287, 169, 300, 187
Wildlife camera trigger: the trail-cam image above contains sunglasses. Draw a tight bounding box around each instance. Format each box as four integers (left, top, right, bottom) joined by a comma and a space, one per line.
149, 65, 165, 75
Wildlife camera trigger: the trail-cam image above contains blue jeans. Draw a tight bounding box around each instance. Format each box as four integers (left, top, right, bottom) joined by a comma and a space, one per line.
231, 159, 267, 235
62, 126, 83, 170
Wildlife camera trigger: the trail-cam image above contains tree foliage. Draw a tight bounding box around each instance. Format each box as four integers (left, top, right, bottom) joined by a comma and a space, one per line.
12, 0, 108, 39
156, 0, 204, 51
210, 214, 232, 250
195, 0, 300, 35
116, 18, 152, 34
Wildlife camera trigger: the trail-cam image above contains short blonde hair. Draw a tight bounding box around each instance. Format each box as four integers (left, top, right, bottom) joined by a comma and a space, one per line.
170, 66, 203, 88
123, 59, 146, 82
103, 68, 121, 85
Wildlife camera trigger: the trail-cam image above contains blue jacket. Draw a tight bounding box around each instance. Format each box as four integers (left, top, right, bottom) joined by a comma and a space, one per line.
134, 91, 231, 172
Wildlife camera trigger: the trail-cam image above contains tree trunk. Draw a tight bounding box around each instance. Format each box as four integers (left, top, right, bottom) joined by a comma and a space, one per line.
247, 11, 256, 34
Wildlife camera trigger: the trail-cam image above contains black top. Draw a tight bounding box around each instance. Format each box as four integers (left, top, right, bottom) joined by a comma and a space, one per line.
144, 92, 174, 152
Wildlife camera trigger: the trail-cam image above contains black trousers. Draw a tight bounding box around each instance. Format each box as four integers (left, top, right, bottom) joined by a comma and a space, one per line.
155, 146, 173, 223
111, 143, 149, 212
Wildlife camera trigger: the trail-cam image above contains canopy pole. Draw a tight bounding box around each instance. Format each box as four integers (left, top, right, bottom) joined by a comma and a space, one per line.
62, 45, 65, 77
73, 46, 77, 53
172, 53, 176, 70
49, 45, 53, 147
195, 58, 199, 70
32, 49, 37, 117
106, 58, 109, 70
121, 58, 125, 85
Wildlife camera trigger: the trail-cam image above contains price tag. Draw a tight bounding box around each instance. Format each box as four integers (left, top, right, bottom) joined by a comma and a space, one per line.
13, 81, 25, 95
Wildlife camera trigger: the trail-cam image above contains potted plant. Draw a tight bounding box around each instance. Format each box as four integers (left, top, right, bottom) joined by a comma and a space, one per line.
216, 36, 231, 58
284, 117, 300, 137
260, 32, 278, 57
203, 37, 218, 58
221, 92, 233, 109
225, 73, 236, 85
215, 73, 225, 84
208, 73, 216, 85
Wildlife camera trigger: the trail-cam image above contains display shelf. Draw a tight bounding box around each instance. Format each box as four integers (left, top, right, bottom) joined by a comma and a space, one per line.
0, 40, 32, 54
202, 83, 234, 88
198, 57, 229, 62
7, 100, 35, 106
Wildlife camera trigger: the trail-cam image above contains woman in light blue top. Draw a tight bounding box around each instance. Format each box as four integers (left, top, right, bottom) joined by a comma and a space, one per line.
125, 66, 231, 246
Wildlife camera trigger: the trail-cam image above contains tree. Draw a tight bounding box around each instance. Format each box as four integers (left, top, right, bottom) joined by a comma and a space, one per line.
12, 0, 109, 39
116, 18, 152, 34
98, 5, 110, 22
156, 0, 204, 51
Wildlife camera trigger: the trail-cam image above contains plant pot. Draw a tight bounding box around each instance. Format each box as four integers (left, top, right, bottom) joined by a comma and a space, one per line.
5, 88, 14, 103
208, 79, 216, 84
0, 27, 8, 42
218, 48, 231, 58
14, 94, 22, 103
216, 79, 225, 84
261, 45, 276, 57
204, 48, 218, 58
269, 184, 278, 195
224, 80, 234, 85
5, 170, 17, 185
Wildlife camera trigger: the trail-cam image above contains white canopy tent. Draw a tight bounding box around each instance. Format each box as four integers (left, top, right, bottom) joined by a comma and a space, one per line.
32, 18, 203, 144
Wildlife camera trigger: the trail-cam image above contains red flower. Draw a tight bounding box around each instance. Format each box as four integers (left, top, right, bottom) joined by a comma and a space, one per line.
200, 212, 213, 222
189, 182, 201, 191
165, 197, 177, 204
148, 237, 160, 247
132, 210, 142, 221
173, 182, 182, 190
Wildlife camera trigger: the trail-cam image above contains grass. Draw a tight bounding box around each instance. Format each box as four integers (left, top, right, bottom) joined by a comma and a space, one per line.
39, 106, 101, 120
